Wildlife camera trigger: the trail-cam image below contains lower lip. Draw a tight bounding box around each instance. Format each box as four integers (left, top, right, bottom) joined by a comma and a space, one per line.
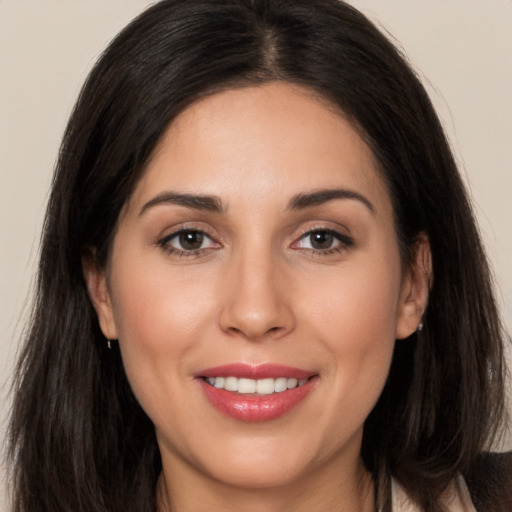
199, 377, 317, 422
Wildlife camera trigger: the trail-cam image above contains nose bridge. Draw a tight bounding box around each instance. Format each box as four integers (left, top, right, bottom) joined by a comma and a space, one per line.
220, 238, 293, 340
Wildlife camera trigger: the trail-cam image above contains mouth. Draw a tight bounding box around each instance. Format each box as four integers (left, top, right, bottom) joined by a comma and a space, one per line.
202, 376, 310, 395
197, 363, 318, 422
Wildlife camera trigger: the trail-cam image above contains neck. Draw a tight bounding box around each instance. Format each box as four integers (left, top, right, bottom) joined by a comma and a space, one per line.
156, 455, 376, 512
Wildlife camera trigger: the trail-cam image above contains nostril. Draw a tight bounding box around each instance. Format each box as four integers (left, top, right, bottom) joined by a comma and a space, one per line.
218, 289, 296, 340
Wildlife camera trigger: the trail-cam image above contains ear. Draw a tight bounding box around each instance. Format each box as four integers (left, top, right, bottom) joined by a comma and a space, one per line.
395, 233, 432, 340
82, 251, 118, 340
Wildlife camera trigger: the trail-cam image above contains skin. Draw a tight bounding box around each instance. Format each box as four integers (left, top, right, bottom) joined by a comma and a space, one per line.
85, 82, 430, 512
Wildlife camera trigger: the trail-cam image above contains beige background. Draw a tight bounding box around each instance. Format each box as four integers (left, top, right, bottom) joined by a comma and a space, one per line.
1, 1, 511, 509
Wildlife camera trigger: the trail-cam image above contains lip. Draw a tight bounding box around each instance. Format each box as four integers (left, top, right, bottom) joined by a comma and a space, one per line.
197, 363, 318, 422
197, 363, 313, 380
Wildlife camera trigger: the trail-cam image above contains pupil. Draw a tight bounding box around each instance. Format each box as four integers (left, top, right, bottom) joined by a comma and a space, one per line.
311, 231, 333, 249
180, 231, 203, 250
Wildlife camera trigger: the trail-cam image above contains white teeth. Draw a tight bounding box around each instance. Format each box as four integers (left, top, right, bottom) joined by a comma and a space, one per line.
224, 376, 238, 392
286, 378, 298, 389
274, 377, 287, 392
256, 378, 274, 395
205, 376, 309, 394
214, 377, 225, 388
238, 378, 256, 394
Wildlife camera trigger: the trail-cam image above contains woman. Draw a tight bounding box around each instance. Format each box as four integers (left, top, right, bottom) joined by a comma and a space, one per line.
8, 1, 510, 511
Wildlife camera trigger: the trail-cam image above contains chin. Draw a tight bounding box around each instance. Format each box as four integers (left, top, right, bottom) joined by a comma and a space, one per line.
195, 427, 349, 491
207, 457, 310, 490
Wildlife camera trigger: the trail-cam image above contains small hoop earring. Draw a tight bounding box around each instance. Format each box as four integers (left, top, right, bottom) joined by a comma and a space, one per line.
107, 339, 112, 350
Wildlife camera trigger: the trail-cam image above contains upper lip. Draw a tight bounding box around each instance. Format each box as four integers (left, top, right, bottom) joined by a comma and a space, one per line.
197, 363, 315, 380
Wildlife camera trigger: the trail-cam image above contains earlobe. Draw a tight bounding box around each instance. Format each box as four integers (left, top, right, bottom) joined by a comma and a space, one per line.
82, 254, 118, 340
395, 234, 432, 340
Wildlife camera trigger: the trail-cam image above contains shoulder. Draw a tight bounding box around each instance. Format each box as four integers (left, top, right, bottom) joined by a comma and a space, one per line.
465, 451, 512, 512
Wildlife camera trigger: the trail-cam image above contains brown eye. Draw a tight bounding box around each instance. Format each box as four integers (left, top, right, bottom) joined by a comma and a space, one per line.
178, 231, 205, 250
293, 228, 354, 253
309, 231, 335, 250
160, 229, 217, 253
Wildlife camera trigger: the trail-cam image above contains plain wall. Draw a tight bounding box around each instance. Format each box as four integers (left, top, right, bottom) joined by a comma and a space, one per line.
1, 1, 511, 509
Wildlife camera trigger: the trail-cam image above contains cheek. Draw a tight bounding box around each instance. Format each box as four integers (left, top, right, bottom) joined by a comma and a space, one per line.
298, 253, 400, 419
302, 253, 401, 348
112, 257, 216, 341
108, 256, 220, 399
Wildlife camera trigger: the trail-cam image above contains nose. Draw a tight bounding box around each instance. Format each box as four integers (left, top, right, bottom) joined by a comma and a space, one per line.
219, 248, 295, 341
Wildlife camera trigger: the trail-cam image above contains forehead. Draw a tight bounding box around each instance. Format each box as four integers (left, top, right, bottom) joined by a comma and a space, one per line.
128, 82, 390, 216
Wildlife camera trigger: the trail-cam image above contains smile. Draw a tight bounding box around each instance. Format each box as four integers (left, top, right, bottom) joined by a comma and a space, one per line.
204, 376, 308, 394
197, 364, 318, 422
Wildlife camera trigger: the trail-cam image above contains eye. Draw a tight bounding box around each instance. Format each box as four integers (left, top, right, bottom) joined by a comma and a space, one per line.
294, 228, 353, 253
159, 229, 218, 254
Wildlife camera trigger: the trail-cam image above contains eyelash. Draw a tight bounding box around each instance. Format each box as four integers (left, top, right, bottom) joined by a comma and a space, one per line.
157, 227, 353, 258
157, 228, 219, 258
292, 228, 354, 256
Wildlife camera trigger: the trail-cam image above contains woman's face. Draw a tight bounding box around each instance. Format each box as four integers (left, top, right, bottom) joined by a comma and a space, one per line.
87, 82, 427, 493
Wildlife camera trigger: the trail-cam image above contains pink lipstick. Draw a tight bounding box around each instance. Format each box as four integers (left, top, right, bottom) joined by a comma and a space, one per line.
197, 363, 318, 422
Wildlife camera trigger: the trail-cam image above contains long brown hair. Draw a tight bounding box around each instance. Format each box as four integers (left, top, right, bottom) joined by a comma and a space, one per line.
9, 1, 508, 511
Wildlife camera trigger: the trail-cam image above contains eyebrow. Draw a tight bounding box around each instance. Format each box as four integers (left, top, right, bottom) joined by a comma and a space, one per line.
139, 187, 374, 217
287, 188, 375, 213
139, 192, 224, 216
